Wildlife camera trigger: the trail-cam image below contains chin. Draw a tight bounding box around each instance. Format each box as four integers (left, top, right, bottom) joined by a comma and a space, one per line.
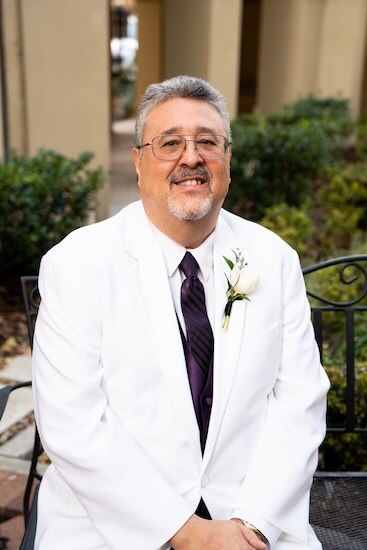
168, 195, 213, 221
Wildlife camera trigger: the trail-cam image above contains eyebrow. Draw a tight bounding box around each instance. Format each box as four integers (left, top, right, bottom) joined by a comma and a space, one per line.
160, 126, 218, 136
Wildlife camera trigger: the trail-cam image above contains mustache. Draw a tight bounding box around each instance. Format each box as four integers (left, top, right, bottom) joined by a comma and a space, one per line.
169, 166, 210, 184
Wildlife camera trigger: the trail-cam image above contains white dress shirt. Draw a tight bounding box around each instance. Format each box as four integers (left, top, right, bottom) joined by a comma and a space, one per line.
150, 222, 281, 545
151, 222, 215, 336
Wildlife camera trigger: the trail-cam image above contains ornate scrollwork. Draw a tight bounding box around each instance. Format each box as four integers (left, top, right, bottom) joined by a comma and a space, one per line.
303, 255, 367, 307
28, 284, 40, 310
21, 275, 40, 347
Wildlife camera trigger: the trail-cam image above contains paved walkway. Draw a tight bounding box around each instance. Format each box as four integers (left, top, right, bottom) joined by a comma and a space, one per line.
0, 119, 139, 547
110, 119, 140, 216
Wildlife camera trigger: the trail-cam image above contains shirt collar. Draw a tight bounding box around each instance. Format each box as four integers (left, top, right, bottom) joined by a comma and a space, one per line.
150, 222, 215, 281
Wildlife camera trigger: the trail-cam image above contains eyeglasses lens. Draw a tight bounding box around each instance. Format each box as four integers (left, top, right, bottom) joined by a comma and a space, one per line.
152, 134, 227, 160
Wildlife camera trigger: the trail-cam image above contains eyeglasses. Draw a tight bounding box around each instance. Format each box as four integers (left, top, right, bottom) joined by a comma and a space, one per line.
136, 134, 231, 160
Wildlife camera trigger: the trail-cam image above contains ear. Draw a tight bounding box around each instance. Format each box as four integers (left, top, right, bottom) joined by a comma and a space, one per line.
226, 147, 232, 179
227, 145, 232, 162
132, 148, 141, 186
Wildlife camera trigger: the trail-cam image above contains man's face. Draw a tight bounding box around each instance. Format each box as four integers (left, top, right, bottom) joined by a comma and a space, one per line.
132, 97, 231, 227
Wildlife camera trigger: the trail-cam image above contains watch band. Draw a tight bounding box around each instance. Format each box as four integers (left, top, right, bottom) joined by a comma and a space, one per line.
239, 519, 269, 545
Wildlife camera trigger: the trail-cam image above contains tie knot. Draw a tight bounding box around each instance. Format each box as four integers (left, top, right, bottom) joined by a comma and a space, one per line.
179, 251, 199, 278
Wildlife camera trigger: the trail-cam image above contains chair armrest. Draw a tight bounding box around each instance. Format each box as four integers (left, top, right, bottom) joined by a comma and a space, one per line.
0, 381, 32, 420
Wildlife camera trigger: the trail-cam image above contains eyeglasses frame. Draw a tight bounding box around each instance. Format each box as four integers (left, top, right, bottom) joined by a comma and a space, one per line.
135, 133, 232, 161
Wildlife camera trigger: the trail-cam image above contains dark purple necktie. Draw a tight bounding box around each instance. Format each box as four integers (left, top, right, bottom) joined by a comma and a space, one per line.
179, 252, 214, 432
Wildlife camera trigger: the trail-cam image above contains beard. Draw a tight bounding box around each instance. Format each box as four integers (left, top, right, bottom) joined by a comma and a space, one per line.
167, 166, 213, 221
167, 193, 213, 221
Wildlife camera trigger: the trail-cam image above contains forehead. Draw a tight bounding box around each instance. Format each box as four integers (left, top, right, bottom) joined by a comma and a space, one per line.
144, 97, 226, 138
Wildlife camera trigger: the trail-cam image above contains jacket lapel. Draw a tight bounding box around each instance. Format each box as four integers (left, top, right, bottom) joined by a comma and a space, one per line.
124, 203, 201, 462
123, 204, 247, 467
203, 215, 247, 469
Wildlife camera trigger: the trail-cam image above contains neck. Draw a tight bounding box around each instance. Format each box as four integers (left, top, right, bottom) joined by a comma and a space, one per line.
144, 207, 219, 248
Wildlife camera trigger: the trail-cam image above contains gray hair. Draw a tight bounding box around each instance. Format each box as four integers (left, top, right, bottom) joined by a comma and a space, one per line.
134, 75, 231, 146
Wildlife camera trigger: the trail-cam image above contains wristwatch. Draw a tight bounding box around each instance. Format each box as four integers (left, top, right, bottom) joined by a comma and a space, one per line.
238, 519, 269, 546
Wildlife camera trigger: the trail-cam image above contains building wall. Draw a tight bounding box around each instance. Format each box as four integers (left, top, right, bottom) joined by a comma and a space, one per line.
257, 0, 367, 116
164, 0, 211, 81
0, 53, 4, 159
164, 0, 242, 118
317, 0, 367, 116
139, 0, 367, 119
206, 0, 243, 118
3, 0, 27, 153
2, 0, 111, 218
239, 0, 262, 113
361, 36, 367, 116
2, 0, 367, 215
136, 0, 163, 103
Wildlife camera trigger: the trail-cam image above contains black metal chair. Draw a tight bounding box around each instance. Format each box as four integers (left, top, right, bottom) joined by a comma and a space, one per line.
0, 276, 41, 549
303, 255, 367, 549
1, 259, 367, 548
20, 277, 43, 529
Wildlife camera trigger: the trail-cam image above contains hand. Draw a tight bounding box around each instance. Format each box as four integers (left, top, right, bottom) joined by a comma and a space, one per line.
169, 515, 267, 549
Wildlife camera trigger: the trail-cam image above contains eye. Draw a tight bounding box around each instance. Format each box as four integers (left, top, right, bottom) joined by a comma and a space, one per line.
157, 136, 182, 149
196, 135, 219, 147
162, 139, 180, 148
197, 138, 215, 145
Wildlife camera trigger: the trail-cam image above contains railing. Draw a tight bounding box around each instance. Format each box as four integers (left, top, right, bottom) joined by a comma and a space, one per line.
303, 255, 367, 438
1, 258, 367, 548
303, 255, 367, 548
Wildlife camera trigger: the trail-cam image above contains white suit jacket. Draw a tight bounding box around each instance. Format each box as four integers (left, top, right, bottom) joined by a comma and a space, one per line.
32, 201, 329, 549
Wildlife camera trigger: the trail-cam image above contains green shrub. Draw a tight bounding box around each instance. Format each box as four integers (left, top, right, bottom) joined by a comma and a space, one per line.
304, 266, 367, 471
268, 96, 353, 132
356, 120, 367, 160
227, 96, 367, 471
321, 358, 367, 471
260, 202, 314, 256
0, 149, 105, 278
226, 100, 352, 220
253, 162, 367, 262
271, 96, 350, 120
313, 163, 367, 258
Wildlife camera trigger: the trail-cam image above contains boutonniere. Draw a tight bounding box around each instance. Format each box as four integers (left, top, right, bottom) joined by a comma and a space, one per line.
222, 249, 259, 331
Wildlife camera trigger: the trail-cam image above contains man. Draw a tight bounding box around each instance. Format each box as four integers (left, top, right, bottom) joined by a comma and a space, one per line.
32, 76, 329, 549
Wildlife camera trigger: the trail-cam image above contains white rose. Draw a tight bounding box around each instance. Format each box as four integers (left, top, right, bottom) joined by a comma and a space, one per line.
230, 263, 259, 295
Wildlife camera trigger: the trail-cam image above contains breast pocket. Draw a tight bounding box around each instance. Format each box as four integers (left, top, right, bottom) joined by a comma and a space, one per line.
244, 323, 281, 350
239, 323, 282, 387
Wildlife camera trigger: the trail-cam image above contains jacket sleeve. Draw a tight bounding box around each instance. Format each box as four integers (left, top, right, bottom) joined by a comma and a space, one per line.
32, 247, 192, 549
231, 248, 330, 546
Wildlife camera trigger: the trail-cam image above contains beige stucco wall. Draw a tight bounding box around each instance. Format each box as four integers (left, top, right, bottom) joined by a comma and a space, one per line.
317, 0, 367, 116
207, 0, 243, 118
164, 0, 243, 119
361, 38, 367, 115
164, 0, 211, 80
2, 0, 27, 153
258, 0, 367, 117
258, 0, 323, 113
0, 55, 4, 159
20, 0, 111, 218
136, 0, 163, 103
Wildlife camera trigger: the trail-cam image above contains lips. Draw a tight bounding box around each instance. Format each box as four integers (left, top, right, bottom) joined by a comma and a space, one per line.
174, 179, 206, 186
169, 167, 210, 186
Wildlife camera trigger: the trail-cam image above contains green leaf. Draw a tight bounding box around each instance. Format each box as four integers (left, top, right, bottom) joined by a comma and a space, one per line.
223, 256, 234, 270
224, 273, 232, 292
233, 294, 250, 302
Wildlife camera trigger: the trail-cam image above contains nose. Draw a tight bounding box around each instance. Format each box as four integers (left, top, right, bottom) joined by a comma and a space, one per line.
178, 139, 204, 167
